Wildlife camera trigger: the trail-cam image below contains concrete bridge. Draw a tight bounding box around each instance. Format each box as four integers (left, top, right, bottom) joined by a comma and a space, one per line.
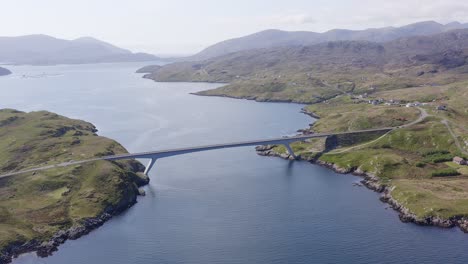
0, 127, 393, 178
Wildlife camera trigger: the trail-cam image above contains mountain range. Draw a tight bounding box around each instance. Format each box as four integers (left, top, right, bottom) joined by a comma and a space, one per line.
185, 21, 468, 61
0, 35, 159, 65
143, 28, 468, 103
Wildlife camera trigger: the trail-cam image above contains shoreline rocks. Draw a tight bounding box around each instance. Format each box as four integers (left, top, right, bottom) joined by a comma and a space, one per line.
1, 171, 150, 264
191, 92, 312, 105
256, 146, 468, 233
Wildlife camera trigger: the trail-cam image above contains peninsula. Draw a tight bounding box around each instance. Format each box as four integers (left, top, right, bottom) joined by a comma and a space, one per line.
0, 109, 148, 264
139, 27, 468, 231
0, 67, 11, 76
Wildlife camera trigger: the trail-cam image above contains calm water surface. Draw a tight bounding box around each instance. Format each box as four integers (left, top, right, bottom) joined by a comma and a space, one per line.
1, 63, 468, 264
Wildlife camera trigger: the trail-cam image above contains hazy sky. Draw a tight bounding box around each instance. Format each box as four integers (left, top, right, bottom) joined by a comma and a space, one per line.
1, 0, 467, 55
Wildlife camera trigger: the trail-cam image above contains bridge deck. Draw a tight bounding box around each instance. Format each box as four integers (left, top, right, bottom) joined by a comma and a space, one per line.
0, 127, 393, 178
103, 127, 392, 160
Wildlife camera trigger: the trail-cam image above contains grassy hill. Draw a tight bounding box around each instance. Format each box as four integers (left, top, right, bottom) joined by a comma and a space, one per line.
142, 29, 468, 104
142, 26, 468, 230
267, 83, 468, 224
184, 21, 468, 61
0, 109, 148, 263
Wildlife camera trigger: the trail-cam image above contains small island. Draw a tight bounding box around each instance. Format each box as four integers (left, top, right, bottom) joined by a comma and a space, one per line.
0, 109, 148, 264
0, 67, 11, 76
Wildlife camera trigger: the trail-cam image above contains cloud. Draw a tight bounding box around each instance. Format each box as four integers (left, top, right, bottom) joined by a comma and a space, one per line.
273, 14, 317, 25
327, 0, 468, 28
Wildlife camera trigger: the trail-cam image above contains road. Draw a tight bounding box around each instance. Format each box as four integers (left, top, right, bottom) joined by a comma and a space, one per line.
0, 127, 394, 178
328, 106, 428, 154
0, 107, 431, 179
442, 119, 468, 155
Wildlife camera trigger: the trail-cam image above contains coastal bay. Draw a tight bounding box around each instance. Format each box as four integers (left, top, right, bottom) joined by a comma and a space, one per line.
138, 29, 468, 232
3, 63, 468, 264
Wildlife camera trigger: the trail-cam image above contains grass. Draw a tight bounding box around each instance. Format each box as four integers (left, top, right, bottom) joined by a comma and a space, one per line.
391, 178, 468, 218
432, 168, 461, 177
304, 95, 420, 133
143, 35, 468, 104
145, 40, 468, 222
259, 82, 468, 220
0, 109, 146, 255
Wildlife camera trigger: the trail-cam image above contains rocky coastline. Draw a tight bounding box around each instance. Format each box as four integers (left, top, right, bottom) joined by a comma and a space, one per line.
1, 172, 149, 264
191, 91, 325, 105
256, 145, 468, 233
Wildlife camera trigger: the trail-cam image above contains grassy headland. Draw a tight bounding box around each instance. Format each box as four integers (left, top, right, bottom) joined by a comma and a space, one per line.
139, 29, 468, 231
141, 29, 468, 104
265, 83, 468, 227
0, 109, 148, 263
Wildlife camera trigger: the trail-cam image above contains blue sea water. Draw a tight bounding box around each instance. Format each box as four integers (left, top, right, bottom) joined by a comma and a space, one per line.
0, 63, 467, 264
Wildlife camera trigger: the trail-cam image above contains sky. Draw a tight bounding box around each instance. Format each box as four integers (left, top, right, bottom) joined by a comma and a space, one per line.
1, 0, 468, 56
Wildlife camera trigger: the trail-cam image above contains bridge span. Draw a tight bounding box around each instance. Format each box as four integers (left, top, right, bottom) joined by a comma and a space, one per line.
0, 127, 393, 178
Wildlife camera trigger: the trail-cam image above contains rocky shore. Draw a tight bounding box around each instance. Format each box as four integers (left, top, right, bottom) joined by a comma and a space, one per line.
256, 145, 468, 233
0, 172, 149, 264
191, 92, 304, 104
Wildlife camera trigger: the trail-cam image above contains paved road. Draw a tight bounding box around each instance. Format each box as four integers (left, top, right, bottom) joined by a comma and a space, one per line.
406, 107, 428, 127
0, 127, 394, 178
327, 106, 427, 154
0, 107, 431, 179
0, 107, 430, 179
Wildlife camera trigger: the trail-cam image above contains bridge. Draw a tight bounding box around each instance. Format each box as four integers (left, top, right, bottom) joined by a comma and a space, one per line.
0, 127, 393, 178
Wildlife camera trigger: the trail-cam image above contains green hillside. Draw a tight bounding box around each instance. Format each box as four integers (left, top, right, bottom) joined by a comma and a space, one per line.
0, 109, 148, 262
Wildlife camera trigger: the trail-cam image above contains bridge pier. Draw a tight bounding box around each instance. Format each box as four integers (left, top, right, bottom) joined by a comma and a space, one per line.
144, 158, 157, 175
283, 143, 297, 160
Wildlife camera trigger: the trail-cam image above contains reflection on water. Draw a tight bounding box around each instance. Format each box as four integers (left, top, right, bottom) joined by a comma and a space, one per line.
2, 63, 468, 264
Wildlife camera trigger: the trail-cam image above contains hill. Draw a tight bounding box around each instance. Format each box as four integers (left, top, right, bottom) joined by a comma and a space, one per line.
260, 81, 468, 231
142, 29, 468, 103
0, 67, 11, 76
0, 35, 159, 65
185, 21, 468, 61
0, 109, 148, 263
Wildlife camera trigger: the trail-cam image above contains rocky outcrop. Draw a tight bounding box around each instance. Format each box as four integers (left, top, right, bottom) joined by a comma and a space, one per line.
255, 145, 296, 160
0, 166, 150, 264
36, 213, 113, 257
300, 108, 321, 119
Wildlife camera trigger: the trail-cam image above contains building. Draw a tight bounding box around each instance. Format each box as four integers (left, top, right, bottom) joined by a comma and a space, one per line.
437, 105, 447, 111
406, 102, 421, 107
453, 157, 467, 165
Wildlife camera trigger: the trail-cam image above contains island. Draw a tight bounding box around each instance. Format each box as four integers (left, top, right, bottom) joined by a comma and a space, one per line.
0, 109, 148, 264
0, 67, 11, 76
139, 29, 468, 232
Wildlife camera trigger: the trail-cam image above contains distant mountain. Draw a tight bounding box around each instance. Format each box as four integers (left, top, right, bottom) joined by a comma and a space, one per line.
0, 35, 159, 65
143, 29, 468, 103
185, 21, 468, 61
0, 67, 11, 76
